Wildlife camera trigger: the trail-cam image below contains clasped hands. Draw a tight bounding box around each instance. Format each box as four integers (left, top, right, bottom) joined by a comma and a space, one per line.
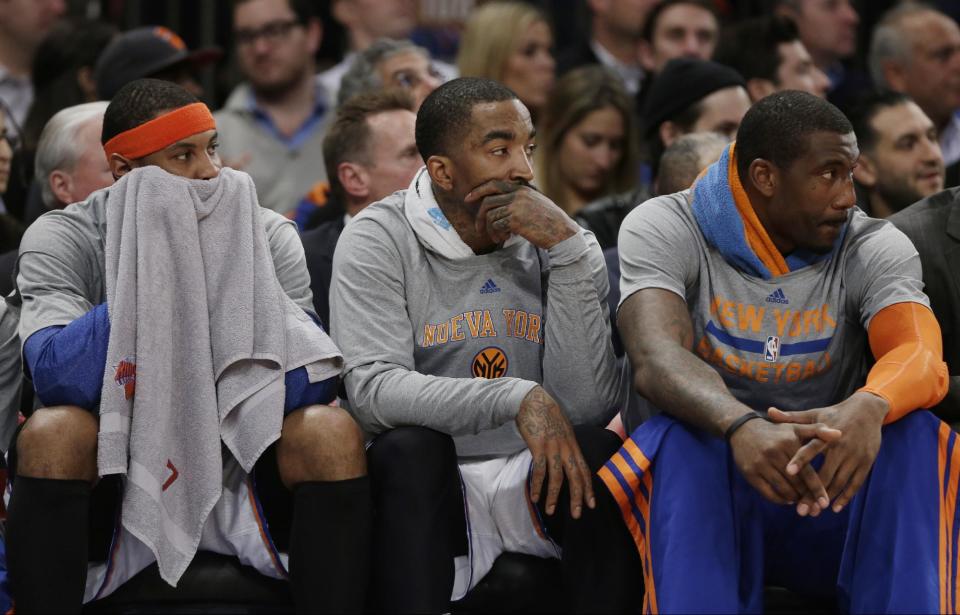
729, 391, 889, 517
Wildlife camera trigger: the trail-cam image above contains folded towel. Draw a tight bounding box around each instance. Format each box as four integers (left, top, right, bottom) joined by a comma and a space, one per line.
98, 166, 342, 586
690, 144, 844, 279
401, 167, 523, 260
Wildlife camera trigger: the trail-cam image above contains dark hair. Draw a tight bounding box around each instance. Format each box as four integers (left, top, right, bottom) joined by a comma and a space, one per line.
21, 18, 116, 153
641, 0, 717, 42
324, 88, 416, 202
735, 90, 853, 179
845, 90, 913, 153
713, 16, 800, 84
232, 0, 316, 24
415, 77, 517, 160
101, 78, 199, 146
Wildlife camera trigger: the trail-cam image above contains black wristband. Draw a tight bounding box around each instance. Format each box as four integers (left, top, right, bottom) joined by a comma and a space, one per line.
724, 411, 764, 441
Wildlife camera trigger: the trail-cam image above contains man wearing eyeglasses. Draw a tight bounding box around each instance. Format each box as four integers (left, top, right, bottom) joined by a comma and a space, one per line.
215, 0, 330, 215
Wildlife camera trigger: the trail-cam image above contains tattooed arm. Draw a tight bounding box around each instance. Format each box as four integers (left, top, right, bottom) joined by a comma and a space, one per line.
619, 289, 839, 512
515, 385, 595, 519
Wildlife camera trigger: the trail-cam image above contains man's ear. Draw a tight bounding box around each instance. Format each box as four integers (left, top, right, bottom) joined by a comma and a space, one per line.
426, 155, 455, 191
48, 170, 72, 206
881, 59, 908, 92
337, 161, 370, 199
748, 158, 778, 198
305, 17, 322, 55
109, 153, 134, 179
746, 78, 776, 103
853, 153, 878, 188
638, 39, 656, 72
659, 121, 683, 148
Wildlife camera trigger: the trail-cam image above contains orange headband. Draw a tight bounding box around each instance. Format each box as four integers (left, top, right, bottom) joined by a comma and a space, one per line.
103, 102, 216, 160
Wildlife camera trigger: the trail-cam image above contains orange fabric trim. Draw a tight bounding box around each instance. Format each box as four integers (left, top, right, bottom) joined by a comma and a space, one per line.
940, 423, 950, 615
727, 143, 790, 277
857, 302, 949, 424
103, 102, 216, 160
641, 471, 659, 615
598, 465, 645, 554
946, 434, 960, 614
622, 438, 652, 473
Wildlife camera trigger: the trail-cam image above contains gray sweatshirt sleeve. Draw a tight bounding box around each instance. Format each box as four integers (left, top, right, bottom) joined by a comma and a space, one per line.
541, 229, 621, 426
331, 216, 538, 436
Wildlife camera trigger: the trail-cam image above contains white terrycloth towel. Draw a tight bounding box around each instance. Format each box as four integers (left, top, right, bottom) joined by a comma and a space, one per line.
98, 166, 342, 586
401, 167, 523, 260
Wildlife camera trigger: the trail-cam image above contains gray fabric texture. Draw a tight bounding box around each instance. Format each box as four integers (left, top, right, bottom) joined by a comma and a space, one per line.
14, 185, 315, 351
96, 166, 341, 586
331, 192, 621, 459
617, 192, 928, 421
0, 297, 20, 451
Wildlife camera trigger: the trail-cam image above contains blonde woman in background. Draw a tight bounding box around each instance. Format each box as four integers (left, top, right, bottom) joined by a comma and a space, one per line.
457, 2, 555, 121
534, 66, 638, 218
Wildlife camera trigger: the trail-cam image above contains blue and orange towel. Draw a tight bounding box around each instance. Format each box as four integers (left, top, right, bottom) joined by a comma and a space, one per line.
691, 143, 843, 279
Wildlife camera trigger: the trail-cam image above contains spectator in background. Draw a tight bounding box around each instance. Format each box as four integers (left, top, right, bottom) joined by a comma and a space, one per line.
457, 2, 556, 122
556, 0, 660, 96
848, 90, 944, 218
21, 19, 115, 159
0, 104, 16, 247
216, 0, 328, 214
301, 89, 419, 327
656, 130, 727, 195
642, 58, 750, 184
321, 0, 456, 109
0, 102, 112, 297
535, 66, 637, 220
869, 4, 960, 186
337, 38, 442, 109
638, 0, 718, 76
713, 15, 830, 102
774, 0, 860, 104
93, 26, 220, 101
0, 0, 65, 130
35, 102, 112, 212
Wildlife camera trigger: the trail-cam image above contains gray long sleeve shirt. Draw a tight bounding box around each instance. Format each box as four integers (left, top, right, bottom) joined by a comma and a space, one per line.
330, 194, 621, 458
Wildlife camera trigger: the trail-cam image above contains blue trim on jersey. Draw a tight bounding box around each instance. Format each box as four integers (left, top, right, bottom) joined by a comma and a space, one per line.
705, 321, 832, 356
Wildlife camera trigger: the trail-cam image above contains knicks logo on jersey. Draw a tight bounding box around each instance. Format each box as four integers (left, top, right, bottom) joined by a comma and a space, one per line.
472, 347, 508, 378
114, 357, 136, 400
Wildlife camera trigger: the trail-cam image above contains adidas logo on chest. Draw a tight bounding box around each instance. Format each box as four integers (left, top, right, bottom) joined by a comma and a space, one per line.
480, 279, 501, 294
765, 288, 789, 304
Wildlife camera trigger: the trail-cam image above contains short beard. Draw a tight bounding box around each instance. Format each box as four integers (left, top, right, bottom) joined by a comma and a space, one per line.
875, 179, 924, 214
250, 66, 308, 101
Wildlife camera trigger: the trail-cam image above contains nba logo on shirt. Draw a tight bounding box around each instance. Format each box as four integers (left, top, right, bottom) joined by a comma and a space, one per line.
764, 336, 780, 363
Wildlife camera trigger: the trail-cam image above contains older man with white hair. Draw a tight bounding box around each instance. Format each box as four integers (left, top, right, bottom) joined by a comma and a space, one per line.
34, 101, 113, 212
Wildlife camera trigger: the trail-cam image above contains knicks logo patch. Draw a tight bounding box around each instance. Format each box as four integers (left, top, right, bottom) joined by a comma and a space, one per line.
114, 358, 136, 400
472, 347, 508, 379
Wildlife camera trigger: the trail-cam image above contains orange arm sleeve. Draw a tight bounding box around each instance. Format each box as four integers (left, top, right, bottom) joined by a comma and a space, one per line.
858, 302, 949, 424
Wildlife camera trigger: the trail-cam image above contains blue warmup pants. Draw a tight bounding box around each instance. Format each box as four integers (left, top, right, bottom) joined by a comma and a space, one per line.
599, 411, 954, 614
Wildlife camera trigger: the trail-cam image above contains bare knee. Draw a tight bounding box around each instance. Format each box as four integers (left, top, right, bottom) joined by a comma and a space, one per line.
277, 405, 366, 487
16, 406, 98, 481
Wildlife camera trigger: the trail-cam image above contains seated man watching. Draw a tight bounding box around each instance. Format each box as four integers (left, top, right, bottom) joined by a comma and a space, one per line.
605, 90, 950, 612
330, 78, 639, 612
8, 79, 370, 614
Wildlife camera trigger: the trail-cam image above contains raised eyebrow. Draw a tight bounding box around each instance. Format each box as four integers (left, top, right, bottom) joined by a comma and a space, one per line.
481, 129, 516, 144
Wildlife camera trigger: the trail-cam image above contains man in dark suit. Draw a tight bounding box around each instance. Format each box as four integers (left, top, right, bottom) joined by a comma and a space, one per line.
890, 189, 960, 422
300, 89, 421, 327
555, 0, 655, 96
